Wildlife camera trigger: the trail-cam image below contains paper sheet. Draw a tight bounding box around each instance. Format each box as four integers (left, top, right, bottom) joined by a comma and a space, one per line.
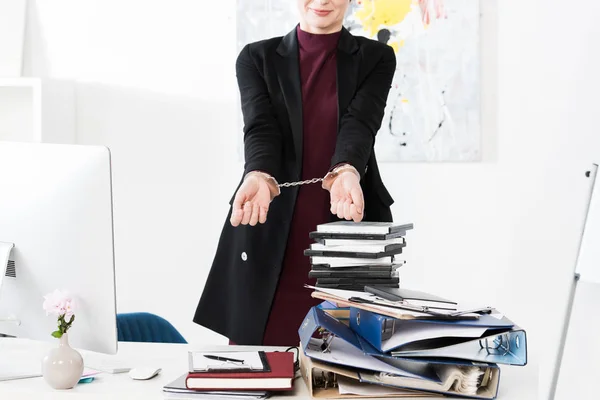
307, 286, 435, 318
305, 286, 375, 301
190, 351, 265, 371
304, 337, 433, 381
337, 375, 418, 396
308, 286, 488, 319
163, 373, 269, 398
382, 322, 488, 352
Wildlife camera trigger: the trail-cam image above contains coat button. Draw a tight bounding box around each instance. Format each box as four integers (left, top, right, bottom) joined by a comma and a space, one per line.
241, 252, 247, 261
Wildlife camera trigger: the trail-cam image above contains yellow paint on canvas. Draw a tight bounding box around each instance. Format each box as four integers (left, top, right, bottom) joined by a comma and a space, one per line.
390, 39, 405, 53
389, 41, 400, 54
354, 0, 414, 36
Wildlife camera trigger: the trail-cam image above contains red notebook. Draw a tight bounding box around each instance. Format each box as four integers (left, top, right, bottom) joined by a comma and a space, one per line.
185, 351, 295, 391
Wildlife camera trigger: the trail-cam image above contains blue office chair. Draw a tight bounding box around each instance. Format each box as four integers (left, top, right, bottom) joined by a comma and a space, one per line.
116, 312, 187, 344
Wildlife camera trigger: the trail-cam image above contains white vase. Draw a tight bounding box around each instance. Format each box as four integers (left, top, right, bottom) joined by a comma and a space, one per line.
41, 332, 84, 390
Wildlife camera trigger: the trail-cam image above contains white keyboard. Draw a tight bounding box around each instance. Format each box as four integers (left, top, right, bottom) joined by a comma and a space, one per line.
84, 357, 133, 374
0, 364, 41, 381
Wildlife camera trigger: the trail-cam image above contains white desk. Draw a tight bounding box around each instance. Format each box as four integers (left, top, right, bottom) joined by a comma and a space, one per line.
0, 338, 537, 399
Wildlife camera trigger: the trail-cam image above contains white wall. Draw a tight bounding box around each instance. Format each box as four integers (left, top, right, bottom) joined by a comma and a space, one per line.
23, 0, 241, 346
21, 1, 600, 398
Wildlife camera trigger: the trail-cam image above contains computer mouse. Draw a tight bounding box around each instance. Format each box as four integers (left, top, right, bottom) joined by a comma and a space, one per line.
128, 367, 162, 380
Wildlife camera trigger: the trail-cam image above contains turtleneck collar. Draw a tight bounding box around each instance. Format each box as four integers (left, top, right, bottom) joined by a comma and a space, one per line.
296, 24, 342, 53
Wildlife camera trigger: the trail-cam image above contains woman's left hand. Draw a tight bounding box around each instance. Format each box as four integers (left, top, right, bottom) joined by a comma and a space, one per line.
326, 170, 364, 222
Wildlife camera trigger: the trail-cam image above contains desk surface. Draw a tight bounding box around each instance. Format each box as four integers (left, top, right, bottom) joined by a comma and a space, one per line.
0, 339, 537, 400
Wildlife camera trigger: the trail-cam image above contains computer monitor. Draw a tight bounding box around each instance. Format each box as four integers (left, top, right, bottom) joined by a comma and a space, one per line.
0, 141, 118, 355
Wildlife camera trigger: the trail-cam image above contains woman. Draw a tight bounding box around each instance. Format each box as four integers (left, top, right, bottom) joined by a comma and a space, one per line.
193, 0, 396, 346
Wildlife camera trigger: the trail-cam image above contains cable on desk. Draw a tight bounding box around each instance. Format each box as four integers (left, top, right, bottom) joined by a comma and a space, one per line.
280, 346, 299, 373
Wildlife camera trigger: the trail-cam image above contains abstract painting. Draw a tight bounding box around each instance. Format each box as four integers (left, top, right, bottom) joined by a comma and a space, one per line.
236, 0, 481, 162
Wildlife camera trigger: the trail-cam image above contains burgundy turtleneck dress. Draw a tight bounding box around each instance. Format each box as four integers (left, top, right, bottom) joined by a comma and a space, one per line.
261, 27, 342, 346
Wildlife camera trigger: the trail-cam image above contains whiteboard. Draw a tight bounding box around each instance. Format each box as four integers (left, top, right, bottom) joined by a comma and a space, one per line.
575, 164, 600, 284
554, 280, 600, 399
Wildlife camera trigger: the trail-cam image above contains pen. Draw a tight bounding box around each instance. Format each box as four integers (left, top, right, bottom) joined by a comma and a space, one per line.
203, 354, 245, 363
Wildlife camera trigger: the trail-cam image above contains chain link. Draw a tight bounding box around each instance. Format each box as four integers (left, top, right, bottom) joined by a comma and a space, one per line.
278, 177, 324, 188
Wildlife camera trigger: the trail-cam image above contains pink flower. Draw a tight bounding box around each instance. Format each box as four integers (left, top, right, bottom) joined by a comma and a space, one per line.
43, 289, 76, 319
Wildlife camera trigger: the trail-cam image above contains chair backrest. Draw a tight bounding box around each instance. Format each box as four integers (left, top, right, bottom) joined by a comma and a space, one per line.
117, 312, 187, 344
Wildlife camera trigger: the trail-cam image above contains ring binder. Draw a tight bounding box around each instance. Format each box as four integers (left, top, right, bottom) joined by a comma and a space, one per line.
318, 328, 335, 353
350, 307, 527, 366
381, 318, 395, 341
356, 310, 396, 341
312, 368, 338, 389
479, 333, 512, 356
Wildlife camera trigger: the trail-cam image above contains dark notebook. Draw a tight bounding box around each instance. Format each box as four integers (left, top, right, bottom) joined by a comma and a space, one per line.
316, 277, 400, 285
311, 263, 403, 272
317, 283, 399, 290
304, 246, 404, 259
309, 230, 409, 240
309, 269, 395, 278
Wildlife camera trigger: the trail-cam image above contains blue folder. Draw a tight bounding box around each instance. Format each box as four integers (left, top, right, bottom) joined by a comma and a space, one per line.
349, 307, 527, 366
316, 301, 350, 321
299, 306, 502, 399
298, 306, 438, 380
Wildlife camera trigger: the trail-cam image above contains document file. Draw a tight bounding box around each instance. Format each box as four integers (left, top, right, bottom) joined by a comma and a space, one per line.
349, 308, 514, 353
349, 308, 527, 366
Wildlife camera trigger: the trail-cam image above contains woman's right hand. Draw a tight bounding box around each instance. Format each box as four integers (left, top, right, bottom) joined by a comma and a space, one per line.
230, 173, 276, 227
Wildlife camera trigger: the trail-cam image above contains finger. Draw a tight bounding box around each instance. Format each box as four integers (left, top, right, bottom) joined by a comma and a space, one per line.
249, 203, 260, 226
336, 201, 344, 219
230, 208, 243, 227
348, 204, 358, 222
329, 190, 340, 214
259, 205, 268, 224
350, 187, 364, 215
350, 204, 364, 222
330, 192, 339, 214
241, 202, 253, 225
230, 193, 246, 227
343, 199, 352, 220
330, 199, 338, 215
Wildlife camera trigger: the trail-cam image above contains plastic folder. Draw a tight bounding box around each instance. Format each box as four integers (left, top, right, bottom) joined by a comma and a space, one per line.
299, 307, 434, 380
317, 301, 350, 323
349, 308, 527, 366
299, 349, 435, 399
299, 307, 501, 400
390, 329, 527, 366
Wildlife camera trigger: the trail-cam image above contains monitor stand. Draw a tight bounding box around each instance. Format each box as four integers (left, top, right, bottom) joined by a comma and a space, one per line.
0, 242, 20, 326
0, 242, 33, 381
0, 241, 14, 285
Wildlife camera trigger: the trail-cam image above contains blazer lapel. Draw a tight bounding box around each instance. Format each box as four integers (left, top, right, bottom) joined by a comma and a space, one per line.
274, 27, 359, 176
336, 28, 360, 131
276, 28, 303, 177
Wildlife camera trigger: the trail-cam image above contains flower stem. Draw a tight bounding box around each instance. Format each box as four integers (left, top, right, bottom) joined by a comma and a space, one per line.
51, 314, 75, 338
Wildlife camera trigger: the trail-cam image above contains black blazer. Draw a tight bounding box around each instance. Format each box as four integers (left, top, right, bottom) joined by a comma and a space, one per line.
193, 26, 397, 345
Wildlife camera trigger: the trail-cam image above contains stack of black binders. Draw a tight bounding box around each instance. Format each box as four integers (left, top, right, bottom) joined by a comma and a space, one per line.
304, 221, 413, 291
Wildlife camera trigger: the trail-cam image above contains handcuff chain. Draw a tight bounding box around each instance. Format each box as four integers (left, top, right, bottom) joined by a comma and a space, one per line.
277, 177, 324, 188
